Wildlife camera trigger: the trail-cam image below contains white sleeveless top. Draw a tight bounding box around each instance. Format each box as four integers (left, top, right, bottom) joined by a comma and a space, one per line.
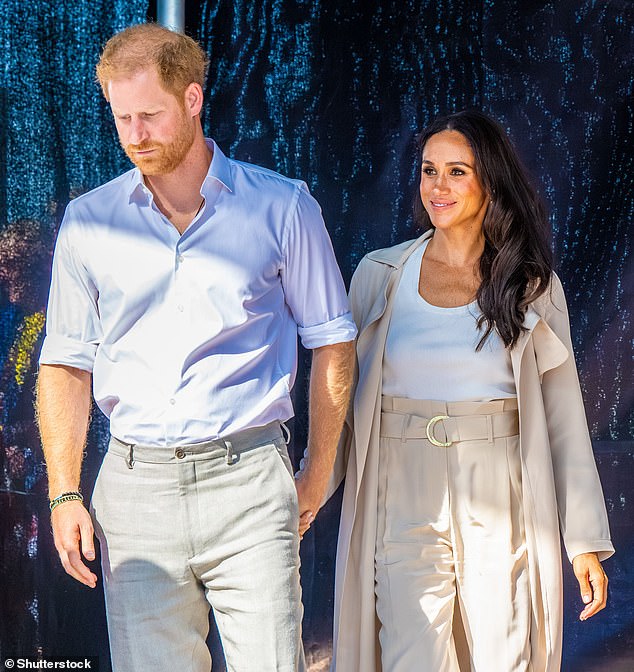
382, 239, 516, 401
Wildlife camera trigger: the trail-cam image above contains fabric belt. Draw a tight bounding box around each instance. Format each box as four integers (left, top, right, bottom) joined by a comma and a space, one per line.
109, 421, 286, 467
380, 396, 519, 447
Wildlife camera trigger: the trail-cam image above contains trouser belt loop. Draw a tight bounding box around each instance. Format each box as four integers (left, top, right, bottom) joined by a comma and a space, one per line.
486, 414, 494, 444
224, 438, 235, 465
401, 414, 409, 443
280, 421, 291, 445
126, 444, 135, 470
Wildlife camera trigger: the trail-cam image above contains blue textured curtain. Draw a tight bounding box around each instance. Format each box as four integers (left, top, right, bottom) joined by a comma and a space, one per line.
0, 0, 149, 662
1, 1, 632, 669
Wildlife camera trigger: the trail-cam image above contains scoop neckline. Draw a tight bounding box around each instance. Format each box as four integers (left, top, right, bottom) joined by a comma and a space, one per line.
413, 239, 479, 314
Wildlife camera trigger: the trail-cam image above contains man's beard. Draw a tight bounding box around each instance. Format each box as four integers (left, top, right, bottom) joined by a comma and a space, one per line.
124, 117, 195, 176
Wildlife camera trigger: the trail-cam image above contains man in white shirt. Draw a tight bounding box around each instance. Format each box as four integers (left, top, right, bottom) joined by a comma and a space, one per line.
37, 23, 356, 672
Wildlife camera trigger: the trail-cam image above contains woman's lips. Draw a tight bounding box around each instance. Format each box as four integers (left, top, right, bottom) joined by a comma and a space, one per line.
430, 200, 456, 208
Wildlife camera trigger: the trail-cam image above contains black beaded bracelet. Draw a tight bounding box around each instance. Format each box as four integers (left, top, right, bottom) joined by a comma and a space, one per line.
49, 491, 84, 512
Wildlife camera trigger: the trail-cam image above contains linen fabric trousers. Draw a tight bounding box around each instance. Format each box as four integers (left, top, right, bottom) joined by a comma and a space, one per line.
375, 397, 532, 672
90, 422, 306, 672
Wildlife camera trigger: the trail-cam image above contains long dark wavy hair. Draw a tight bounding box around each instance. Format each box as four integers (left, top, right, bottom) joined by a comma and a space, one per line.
413, 110, 553, 350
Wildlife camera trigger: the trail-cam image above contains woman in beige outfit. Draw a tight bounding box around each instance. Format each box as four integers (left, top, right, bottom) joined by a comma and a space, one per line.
331, 111, 613, 671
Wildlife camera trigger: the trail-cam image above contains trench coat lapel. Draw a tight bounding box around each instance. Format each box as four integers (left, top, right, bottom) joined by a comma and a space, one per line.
353, 235, 431, 491
355, 271, 397, 371
356, 234, 431, 359
511, 304, 570, 378
353, 268, 400, 491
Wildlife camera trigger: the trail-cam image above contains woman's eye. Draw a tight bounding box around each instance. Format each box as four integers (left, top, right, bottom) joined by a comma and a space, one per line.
422, 167, 436, 176
450, 168, 465, 176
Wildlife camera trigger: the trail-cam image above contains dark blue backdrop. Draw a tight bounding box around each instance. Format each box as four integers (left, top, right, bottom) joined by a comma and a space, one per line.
1, 1, 632, 670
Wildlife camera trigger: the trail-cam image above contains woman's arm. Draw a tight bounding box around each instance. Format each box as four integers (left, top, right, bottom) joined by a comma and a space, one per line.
540, 275, 614, 618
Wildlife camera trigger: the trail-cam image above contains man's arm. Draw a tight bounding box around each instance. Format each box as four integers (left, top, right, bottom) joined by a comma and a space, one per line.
295, 340, 355, 537
37, 363, 97, 587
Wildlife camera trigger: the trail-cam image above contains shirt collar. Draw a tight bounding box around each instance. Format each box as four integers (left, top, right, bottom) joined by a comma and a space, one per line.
126, 138, 235, 205
127, 168, 150, 205
202, 139, 234, 195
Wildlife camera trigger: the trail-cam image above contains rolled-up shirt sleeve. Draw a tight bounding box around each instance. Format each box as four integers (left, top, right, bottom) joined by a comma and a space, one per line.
39, 208, 101, 371
281, 183, 357, 349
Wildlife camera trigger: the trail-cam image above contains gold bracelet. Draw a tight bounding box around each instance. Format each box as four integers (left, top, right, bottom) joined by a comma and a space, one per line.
49, 491, 83, 512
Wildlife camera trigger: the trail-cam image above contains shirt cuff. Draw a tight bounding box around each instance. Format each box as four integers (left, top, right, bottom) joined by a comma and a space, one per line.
39, 334, 97, 372
298, 312, 358, 349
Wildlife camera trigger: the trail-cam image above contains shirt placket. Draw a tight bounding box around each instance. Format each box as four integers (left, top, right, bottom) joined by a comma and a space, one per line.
167, 239, 193, 443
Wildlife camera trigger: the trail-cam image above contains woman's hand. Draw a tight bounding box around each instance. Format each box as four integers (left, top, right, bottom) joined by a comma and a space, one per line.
572, 552, 608, 621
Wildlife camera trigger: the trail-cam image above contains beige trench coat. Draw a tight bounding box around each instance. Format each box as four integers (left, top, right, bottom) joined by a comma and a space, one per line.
330, 231, 614, 672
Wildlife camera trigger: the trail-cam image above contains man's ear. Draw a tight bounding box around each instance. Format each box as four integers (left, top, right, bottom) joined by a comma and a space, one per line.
184, 82, 203, 117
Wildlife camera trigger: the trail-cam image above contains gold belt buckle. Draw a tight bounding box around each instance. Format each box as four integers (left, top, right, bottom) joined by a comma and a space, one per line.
426, 415, 452, 447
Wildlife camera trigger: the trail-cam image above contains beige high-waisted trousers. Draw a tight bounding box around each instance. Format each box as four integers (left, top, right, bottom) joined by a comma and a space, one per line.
375, 397, 532, 672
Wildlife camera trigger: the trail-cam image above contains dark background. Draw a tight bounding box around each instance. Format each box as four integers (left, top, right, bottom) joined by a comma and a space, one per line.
0, 1, 632, 669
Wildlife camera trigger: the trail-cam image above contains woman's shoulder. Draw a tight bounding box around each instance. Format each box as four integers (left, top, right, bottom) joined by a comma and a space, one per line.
528, 271, 567, 319
348, 235, 429, 325
351, 238, 415, 297
364, 237, 420, 264
353, 233, 430, 280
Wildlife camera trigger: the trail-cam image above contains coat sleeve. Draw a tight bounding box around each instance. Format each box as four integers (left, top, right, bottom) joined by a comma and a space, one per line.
540, 275, 614, 562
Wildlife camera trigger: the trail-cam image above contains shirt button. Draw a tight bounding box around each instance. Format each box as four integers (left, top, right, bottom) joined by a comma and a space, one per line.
169, 398, 176, 405
175, 448, 186, 459
177, 304, 184, 312
177, 255, 184, 263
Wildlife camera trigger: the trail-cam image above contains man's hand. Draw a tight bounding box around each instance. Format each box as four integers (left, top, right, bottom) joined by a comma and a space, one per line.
37, 364, 94, 584
573, 552, 608, 621
295, 468, 329, 538
298, 341, 355, 539
51, 500, 98, 587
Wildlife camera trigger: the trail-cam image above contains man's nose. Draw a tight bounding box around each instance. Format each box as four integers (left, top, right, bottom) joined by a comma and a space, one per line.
128, 118, 148, 146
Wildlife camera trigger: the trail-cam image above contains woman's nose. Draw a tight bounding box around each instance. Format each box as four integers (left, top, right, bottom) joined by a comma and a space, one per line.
432, 173, 449, 192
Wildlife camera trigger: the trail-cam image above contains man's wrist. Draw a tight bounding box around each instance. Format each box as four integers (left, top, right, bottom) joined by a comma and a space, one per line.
49, 490, 84, 512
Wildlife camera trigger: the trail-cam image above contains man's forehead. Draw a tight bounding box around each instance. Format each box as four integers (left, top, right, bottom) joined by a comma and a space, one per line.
108, 66, 165, 91
108, 67, 175, 107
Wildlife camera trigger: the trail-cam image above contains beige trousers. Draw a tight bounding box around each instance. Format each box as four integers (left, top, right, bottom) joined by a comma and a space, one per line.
375, 397, 532, 672
90, 422, 305, 672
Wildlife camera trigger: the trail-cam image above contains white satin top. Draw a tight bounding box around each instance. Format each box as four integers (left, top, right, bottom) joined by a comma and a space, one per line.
382, 239, 516, 401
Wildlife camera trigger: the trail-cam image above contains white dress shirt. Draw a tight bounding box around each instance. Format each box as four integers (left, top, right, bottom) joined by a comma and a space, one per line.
40, 140, 357, 445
